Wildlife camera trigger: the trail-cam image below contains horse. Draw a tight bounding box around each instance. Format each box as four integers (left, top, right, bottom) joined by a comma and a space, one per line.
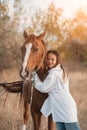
20, 30, 55, 130
0, 31, 55, 130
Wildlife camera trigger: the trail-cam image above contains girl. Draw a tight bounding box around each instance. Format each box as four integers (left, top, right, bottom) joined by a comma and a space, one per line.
34, 50, 80, 130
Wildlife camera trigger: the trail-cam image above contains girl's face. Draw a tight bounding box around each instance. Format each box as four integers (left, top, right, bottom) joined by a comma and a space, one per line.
46, 53, 57, 69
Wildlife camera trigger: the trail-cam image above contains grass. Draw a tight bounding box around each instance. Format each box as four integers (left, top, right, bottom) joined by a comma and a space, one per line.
0, 69, 87, 130
69, 71, 87, 130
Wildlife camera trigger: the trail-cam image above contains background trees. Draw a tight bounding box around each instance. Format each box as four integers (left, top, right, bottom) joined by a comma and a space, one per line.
0, 1, 87, 71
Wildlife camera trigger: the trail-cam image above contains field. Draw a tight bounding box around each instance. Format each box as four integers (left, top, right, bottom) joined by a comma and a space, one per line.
0, 69, 87, 130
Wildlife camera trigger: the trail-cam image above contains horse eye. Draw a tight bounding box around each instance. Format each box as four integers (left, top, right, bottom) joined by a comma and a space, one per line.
32, 47, 38, 52
32, 45, 38, 52
35, 48, 38, 51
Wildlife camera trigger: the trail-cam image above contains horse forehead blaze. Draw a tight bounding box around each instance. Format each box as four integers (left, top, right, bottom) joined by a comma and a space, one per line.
21, 43, 33, 77
23, 43, 32, 69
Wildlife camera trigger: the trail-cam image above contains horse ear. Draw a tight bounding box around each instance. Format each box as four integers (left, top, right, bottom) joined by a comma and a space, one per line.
23, 29, 29, 39
37, 32, 46, 40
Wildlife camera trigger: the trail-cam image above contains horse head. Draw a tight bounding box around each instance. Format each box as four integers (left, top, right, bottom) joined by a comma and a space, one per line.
20, 30, 46, 80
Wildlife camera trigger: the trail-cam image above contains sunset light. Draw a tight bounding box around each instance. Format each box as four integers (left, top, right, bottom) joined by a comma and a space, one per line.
35, 0, 87, 18
1, 0, 87, 31
54, 0, 87, 18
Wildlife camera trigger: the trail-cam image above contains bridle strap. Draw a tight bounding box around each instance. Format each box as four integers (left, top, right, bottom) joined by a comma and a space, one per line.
23, 45, 46, 105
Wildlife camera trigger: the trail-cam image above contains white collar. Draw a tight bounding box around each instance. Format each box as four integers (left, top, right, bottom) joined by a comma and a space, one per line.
48, 64, 61, 73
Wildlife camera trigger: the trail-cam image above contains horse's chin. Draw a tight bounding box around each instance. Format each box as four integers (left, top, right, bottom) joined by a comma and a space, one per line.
24, 73, 32, 81
20, 69, 32, 81
24, 76, 31, 81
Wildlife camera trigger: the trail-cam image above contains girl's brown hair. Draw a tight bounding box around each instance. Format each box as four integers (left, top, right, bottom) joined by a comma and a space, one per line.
46, 50, 68, 81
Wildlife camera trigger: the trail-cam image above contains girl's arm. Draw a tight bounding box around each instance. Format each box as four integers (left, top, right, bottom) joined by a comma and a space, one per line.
34, 73, 56, 93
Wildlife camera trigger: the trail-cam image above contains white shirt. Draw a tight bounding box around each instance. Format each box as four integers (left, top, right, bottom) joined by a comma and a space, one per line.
34, 64, 78, 123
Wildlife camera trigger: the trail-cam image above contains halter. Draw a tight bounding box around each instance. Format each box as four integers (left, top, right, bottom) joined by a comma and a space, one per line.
22, 40, 46, 107
29, 54, 45, 105
28, 49, 46, 107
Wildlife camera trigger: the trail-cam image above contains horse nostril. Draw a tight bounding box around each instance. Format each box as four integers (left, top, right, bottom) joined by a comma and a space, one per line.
25, 69, 29, 76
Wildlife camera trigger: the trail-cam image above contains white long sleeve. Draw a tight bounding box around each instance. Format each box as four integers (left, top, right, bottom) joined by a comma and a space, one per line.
34, 65, 78, 123
34, 72, 56, 93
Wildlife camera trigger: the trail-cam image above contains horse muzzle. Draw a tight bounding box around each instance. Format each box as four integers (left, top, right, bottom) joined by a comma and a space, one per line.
20, 68, 32, 81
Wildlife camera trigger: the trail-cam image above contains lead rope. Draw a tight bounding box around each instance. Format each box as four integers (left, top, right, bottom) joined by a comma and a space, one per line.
30, 71, 36, 106
28, 72, 36, 129
28, 72, 48, 130
22, 72, 36, 130
30, 72, 48, 130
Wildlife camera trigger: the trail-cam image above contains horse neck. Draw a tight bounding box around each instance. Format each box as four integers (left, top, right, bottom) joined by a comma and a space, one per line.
36, 63, 47, 81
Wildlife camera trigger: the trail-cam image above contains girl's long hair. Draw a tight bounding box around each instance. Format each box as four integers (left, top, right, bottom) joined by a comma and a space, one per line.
46, 50, 68, 81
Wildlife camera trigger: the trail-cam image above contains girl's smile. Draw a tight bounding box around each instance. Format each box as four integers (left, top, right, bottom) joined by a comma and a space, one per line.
47, 53, 57, 69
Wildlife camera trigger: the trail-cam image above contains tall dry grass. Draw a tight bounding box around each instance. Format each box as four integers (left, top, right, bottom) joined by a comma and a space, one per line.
0, 69, 87, 130
69, 71, 87, 130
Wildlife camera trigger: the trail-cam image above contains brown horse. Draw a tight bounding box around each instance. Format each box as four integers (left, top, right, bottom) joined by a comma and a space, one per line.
20, 30, 55, 130
0, 31, 55, 130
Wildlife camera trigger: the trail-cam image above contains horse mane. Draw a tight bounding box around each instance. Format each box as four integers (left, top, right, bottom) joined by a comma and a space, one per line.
41, 40, 47, 53
35, 39, 48, 81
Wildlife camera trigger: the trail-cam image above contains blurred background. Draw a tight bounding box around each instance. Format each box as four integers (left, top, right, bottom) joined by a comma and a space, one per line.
0, 0, 87, 130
